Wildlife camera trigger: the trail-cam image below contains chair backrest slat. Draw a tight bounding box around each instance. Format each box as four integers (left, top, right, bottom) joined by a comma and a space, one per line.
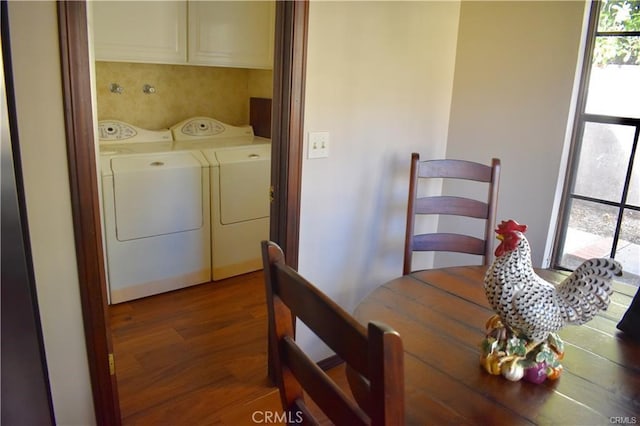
282, 337, 369, 426
417, 158, 492, 181
263, 241, 405, 426
412, 233, 486, 256
403, 153, 500, 274
415, 196, 488, 218
274, 265, 370, 375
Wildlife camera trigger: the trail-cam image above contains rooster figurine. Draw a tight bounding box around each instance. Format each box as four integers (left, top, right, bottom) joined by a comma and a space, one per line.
480, 219, 622, 383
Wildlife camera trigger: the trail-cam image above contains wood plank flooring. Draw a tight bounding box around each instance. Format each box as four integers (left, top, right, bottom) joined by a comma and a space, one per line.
110, 271, 280, 425
109, 271, 348, 425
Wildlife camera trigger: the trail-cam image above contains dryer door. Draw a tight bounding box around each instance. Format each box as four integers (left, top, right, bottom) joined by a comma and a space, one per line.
215, 145, 270, 224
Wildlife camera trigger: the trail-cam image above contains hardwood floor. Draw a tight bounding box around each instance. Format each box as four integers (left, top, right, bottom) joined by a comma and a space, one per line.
110, 271, 350, 425
110, 271, 283, 425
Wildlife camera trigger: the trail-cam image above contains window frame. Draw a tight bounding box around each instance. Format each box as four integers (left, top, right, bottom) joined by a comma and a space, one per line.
552, 0, 640, 273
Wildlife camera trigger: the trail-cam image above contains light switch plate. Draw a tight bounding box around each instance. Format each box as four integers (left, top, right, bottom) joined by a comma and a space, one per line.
308, 131, 329, 159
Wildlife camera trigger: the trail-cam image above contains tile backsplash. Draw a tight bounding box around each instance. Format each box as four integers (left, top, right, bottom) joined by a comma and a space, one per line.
95, 61, 273, 130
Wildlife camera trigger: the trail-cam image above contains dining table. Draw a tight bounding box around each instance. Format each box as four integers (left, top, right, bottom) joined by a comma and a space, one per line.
353, 266, 640, 425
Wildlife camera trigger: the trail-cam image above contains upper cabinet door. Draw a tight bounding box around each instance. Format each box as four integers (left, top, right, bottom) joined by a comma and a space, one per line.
188, 1, 275, 69
93, 1, 187, 64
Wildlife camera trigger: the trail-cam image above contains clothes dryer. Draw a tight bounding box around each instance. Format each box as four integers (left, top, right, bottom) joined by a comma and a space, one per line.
171, 117, 270, 280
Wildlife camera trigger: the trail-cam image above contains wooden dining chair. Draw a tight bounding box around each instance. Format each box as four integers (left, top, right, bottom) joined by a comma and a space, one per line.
262, 241, 404, 426
403, 153, 500, 275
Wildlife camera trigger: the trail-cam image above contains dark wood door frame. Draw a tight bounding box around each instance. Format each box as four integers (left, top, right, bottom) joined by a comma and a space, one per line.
58, 3, 121, 425
270, 1, 308, 268
57, 1, 308, 424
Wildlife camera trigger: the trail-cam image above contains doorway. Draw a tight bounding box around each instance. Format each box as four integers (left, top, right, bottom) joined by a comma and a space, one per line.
57, 1, 308, 424
92, 2, 275, 304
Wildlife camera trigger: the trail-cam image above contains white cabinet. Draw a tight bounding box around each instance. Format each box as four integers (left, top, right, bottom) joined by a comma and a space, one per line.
92, 1, 187, 64
92, 1, 274, 69
188, 1, 275, 69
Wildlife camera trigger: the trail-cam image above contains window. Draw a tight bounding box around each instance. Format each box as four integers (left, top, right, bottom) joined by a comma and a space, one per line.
553, 0, 639, 286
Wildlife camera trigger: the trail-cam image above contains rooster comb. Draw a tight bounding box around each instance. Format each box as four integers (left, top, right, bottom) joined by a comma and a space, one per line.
496, 219, 528, 234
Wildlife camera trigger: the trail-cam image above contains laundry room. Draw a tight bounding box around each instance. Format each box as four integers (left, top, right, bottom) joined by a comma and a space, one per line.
92, 1, 274, 304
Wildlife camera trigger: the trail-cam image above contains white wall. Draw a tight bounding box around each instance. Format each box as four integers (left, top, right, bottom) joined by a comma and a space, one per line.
439, 0, 586, 267
7, 2, 96, 425
298, 1, 461, 359
298, 0, 587, 359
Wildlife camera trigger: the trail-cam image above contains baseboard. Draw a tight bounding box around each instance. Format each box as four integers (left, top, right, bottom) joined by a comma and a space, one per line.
317, 355, 343, 371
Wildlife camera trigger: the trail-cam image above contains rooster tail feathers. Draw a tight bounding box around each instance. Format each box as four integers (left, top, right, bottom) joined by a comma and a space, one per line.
557, 258, 622, 325
562, 258, 622, 288
583, 258, 622, 277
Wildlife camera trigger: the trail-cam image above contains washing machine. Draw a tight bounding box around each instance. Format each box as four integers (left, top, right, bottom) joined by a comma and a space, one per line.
170, 117, 271, 280
98, 120, 211, 303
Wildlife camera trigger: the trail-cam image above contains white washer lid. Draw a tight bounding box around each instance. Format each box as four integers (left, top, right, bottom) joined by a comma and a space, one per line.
214, 145, 271, 164
110, 152, 201, 173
